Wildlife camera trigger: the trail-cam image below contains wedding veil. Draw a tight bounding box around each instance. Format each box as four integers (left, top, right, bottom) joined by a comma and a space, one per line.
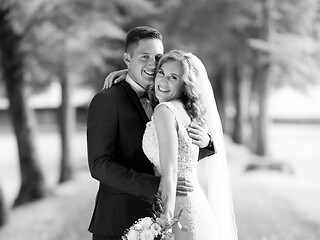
187, 53, 238, 240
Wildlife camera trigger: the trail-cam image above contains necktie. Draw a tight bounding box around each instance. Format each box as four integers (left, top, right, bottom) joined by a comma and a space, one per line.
139, 92, 153, 120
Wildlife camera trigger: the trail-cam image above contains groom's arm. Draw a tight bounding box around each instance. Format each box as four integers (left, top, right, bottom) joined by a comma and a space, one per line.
187, 123, 216, 160
103, 69, 127, 89
87, 92, 160, 203
199, 134, 216, 160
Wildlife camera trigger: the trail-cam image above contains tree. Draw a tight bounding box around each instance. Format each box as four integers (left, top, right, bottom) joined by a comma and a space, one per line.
58, 38, 74, 183
156, 0, 261, 143
248, 0, 320, 154
249, 0, 272, 155
0, 185, 7, 227
21, 0, 124, 183
231, 51, 245, 144
156, 0, 320, 156
30, 0, 158, 182
0, 2, 46, 207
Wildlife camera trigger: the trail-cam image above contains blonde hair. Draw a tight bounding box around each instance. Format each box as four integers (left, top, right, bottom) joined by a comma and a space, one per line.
157, 50, 206, 125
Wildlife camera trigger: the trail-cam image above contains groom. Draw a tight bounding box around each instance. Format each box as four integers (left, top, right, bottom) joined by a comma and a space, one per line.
87, 26, 214, 240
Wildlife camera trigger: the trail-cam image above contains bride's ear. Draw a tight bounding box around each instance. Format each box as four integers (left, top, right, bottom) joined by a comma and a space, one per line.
123, 52, 131, 67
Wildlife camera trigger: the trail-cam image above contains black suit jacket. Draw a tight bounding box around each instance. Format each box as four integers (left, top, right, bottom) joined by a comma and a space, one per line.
87, 81, 161, 237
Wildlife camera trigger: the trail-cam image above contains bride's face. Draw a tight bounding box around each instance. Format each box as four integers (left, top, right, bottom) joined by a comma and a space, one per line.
155, 60, 184, 103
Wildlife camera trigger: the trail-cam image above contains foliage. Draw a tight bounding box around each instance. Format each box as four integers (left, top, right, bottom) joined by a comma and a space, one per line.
0, 0, 161, 93
154, 0, 320, 91
2, 0, 319, 93
249, 0, 320, 90
149, 0, 260, 88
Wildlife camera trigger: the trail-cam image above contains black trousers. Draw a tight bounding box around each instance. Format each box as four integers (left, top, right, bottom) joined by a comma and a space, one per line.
92, 234, 120, 240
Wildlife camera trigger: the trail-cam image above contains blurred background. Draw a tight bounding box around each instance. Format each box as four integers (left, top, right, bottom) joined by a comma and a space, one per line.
0, 0, 320, 239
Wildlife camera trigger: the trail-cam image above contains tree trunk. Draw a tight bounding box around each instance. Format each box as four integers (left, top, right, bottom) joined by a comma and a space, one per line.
251, 0, 271, 156
0, 185, 7, 227
0, 5, 46, 207
213, 62, 229, 133
231, 55, 245, 144
58, 44, 74, 183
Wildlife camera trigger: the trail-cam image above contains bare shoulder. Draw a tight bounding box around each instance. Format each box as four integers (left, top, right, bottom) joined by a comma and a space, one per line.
153, 103, 178, 136
154, 103, 175, 120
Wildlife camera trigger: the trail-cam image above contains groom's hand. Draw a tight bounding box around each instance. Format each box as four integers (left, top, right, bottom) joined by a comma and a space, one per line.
103, 69, 127, 89
187, 122, 210, 149
176, 176, 194, 196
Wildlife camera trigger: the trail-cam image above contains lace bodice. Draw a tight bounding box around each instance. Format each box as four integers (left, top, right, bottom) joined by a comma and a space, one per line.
142, 102, 217, 238
142, 102, 214, 234
142, 102, 198, 181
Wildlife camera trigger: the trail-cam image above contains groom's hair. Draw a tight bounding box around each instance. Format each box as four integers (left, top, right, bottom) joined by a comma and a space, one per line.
125, 26, 163, 55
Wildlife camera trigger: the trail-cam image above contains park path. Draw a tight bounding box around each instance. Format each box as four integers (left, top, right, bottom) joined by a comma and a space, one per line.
0, 141, 320, 240
0, 172, 96, 240
0, 125, 320, 240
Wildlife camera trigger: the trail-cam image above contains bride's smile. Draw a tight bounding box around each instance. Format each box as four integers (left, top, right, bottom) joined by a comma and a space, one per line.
157, 85, 169, 92
155, 61, 184, 102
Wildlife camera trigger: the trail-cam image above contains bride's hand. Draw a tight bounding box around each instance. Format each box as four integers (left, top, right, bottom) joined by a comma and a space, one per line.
176, 176, 194, 196
187, 122, 210, 149
102, 69, 127, 89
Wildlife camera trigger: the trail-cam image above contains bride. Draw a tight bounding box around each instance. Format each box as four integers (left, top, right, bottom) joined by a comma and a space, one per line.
142, 50, 238, 240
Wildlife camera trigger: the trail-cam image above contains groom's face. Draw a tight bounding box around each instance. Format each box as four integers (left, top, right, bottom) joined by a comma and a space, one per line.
124, 39, 164, 90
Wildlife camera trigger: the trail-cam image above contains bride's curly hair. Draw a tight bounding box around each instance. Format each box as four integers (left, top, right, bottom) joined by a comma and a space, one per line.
156, 50, 206, 125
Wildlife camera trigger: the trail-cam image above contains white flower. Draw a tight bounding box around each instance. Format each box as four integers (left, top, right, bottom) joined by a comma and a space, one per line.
150, 222, 162, 236
122, 195, 184, 240
126, 229, 139, 240
140, 229, 154, 240
139, 217, 153, 230
133, 223, 143, 231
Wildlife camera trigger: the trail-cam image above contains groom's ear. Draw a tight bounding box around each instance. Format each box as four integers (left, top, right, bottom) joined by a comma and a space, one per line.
123, 52, 131, 67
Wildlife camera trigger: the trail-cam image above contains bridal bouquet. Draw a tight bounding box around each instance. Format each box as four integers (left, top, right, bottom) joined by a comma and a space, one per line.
122, 194, 183, 240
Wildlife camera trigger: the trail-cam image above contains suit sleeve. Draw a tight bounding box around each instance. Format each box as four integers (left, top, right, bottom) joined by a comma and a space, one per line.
198, 136, 216, 160
87, 92, 160, 203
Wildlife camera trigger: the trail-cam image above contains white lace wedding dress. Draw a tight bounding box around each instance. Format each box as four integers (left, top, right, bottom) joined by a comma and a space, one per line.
142, 102, 218, 240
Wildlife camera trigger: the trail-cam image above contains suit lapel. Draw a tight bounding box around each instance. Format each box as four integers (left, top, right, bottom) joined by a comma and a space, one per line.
120, 81, 149, 123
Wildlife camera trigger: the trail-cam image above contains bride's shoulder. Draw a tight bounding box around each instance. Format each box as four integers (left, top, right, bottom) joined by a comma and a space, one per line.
155, 101, 190, 125
156, 100, 182, 110
153, 103, 178, 130
154, 101, 181, 116
154, 102, 174, 116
